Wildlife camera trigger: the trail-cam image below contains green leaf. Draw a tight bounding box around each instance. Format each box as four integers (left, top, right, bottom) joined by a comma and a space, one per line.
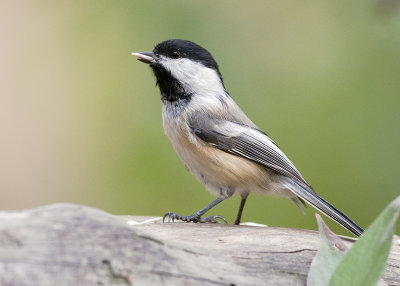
307, 214, 348, 286
329, 196, 400, 286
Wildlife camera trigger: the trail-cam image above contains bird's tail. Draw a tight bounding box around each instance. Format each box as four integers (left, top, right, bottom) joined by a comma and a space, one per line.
288, 179, 364, 237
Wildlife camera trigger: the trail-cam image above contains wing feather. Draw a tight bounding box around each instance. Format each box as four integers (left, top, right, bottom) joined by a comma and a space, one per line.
189, 116, 364, 236
191, 119, 310, 187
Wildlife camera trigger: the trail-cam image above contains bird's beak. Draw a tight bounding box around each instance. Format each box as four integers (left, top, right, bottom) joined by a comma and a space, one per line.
131, 52, 156, 64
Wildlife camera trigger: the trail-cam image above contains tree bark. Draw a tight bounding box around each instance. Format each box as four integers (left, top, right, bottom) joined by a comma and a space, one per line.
0, 204, 398, 286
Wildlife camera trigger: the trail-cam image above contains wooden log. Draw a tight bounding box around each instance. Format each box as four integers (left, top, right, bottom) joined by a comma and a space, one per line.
0, 204, 398, 285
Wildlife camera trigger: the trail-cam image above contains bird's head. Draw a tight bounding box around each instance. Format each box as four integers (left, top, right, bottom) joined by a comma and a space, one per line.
132, 39, 225, 102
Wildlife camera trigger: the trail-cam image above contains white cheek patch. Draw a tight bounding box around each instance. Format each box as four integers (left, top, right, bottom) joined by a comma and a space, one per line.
159, 56, 223, 94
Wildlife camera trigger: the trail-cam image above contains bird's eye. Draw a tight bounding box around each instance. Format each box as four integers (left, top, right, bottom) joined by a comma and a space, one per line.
170, 51, 180, 59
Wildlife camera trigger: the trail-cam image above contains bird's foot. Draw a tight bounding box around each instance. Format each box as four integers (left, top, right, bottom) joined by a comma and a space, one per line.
163, 212, 227, 224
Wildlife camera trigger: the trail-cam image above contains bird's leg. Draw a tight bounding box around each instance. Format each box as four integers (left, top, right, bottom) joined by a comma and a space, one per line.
233, 195, 248, 225
163, 197, 227, 224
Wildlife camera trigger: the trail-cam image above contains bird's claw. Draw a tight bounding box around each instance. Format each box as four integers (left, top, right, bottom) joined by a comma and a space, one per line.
163, 212, 184, 223
163, 212, 227, 224
198, 215, 227, 224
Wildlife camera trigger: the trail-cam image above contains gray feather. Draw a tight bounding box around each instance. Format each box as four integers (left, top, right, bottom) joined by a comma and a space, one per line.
189, 115, 363, 236
190, 116, 309, 186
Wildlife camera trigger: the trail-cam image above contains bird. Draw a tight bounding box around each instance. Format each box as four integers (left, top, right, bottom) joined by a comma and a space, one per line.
131, 39, 364, 237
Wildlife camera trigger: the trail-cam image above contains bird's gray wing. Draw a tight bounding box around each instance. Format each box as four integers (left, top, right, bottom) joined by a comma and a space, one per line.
189, 116, 364, 236
189, 117, 310, 187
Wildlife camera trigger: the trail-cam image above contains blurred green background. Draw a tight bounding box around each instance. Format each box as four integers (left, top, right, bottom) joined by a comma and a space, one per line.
1, 0, 399, 235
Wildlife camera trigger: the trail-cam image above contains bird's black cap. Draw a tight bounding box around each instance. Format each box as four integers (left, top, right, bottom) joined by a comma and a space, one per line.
153, 39, 222, 78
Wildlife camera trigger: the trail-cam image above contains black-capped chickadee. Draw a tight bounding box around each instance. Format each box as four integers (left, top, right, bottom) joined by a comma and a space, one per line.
132, 39, 363, 237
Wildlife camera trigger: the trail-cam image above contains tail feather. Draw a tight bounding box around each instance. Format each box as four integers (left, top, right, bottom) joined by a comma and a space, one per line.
288, 180, 364, 237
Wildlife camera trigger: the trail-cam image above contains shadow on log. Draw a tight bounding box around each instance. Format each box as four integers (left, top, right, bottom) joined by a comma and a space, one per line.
0, 204, 398, 285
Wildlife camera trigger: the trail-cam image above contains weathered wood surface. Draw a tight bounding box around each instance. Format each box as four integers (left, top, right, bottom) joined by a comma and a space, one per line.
0, 204, 398, 286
